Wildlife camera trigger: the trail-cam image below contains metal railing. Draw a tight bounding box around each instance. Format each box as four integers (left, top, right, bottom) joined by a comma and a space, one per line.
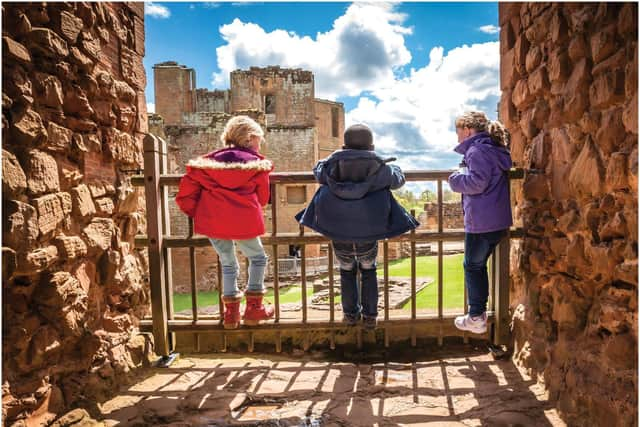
133, 134, 524, 356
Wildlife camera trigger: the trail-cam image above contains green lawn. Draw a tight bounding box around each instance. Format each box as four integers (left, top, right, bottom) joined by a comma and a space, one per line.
172, 254, 467, 313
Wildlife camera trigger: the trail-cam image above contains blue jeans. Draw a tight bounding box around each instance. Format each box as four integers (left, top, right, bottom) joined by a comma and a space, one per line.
464, 230, 506, 317
209, 237, 268, 297
332, 241, 379, 319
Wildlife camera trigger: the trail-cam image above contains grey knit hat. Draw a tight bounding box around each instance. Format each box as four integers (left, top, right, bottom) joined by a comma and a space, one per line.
343, 124, 374, 150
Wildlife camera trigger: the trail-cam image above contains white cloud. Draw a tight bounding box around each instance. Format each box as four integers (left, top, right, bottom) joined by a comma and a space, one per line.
346, 42, 501, 170
145, 2, 170, 19
212, 3, 412, 99
204, 2, 220, 8
479, 24, 500, 34
147, 102, 156, 114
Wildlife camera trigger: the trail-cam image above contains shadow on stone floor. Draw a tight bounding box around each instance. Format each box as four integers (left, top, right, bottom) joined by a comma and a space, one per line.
89, 343, 566, 427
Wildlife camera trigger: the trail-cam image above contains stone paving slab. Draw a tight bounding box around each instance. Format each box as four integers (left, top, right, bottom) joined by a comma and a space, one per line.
97, 347, 567, 426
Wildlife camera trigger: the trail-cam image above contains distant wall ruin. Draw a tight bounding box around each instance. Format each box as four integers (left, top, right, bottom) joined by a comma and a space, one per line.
500, 3, 638, 425
2, 2, 150, 424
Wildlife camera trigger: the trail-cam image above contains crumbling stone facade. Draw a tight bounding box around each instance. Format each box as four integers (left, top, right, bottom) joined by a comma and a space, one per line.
421, 202, 464, 230
2, 3, 150, 425
152, 64, 346, 293
500, 3, 638, 425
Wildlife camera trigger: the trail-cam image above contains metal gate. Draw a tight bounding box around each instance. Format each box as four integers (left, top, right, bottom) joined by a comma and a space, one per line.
134, 134, 524, 357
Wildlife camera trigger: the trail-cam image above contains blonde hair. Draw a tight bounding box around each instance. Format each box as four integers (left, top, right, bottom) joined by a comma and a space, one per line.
220, 115, 264, 148
455, 111, 510, 147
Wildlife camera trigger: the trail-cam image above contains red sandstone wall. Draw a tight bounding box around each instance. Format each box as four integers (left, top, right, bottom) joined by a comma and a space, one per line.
153, 62, 195, 126
2, 2, 150, 425
500, 3, 638, 425
230, 67, 315, 127
314, 99, 345, 160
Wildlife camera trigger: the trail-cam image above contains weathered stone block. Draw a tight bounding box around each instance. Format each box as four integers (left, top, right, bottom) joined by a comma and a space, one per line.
54, 11, 83, 43
79, 31, 101, 61
500, 48, 516, 90
63, 85, 94, 119
592, 50, 625, 76
64, 116, 98, 133
96, 71, 117, 99
82, 218, 115, 253
599, 211, 628, 241
69, 47, 95, 74
45, 122, 74, 153
568, 139, 605, 199
549, 9, 569, 44
3, 36, 31, 64
54, 235, 88, 260
529, 66, 550, 96
529, 132, 549, 169
3, 247, 17, 282
71, 184, 96, 220
568, 35, 588, 63
525, 46, 542, 73
512, 79, 534, 109
2, 149, 27, 198
590, 24, 618, 65
26, 27, 69, 58
16, 245, 59, 274
12, 109, 48, 146
103, 127, 141, 165
4, 200, 39, 250
550, 128, 575, 200
590, 70, 625, 110
34, 271, 87, 337
94, 197, 115, 216
614, 260, 638, 286
120, 46, 146, 90
114, 80, 136, 103
92, 100, 116, 126
27, 325, 62, 370
34, 72, 63, 109
33, 193, 64, 236
523, 173, 549, 201
548, 49, 570, 83
513, 35, 529, 75
595, 107, 625, 156
116, 105, 136, 132
622, 94, 638, 135
26, 150, 59, 196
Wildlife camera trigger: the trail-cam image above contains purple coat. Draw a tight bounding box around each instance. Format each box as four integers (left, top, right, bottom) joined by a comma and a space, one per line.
448, 132, 513, 233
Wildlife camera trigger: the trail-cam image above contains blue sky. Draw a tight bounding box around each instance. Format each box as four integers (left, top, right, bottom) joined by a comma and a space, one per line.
144, 2, 501, 189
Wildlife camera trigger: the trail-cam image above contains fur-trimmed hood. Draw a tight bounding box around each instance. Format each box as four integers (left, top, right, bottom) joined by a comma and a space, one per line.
187, 156, 273, 171
185, 147, 273, 190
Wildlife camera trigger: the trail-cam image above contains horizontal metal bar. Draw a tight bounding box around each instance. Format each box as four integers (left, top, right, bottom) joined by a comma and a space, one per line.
135, 228, 524, 248
130, 168, 525, 187
139, 312, 496, 333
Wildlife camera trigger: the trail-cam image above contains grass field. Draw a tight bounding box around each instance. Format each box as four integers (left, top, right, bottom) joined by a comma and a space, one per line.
172, 254, 467, 313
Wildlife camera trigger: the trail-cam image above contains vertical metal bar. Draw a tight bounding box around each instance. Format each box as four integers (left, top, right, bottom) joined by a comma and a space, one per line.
437, 180, 444, 346
143, 134, 169, 357
189, 218, 198, 321
270, 183, 280, 322
328, 244, 335, 350
300, 224, 307, 324
494, 234, 511, 345
383, 241, 389, 348
410, 209, 416, 347
159, 138, 175, 351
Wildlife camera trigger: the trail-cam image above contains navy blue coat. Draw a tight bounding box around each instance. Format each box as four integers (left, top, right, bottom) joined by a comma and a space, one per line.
295, 149, 419, 242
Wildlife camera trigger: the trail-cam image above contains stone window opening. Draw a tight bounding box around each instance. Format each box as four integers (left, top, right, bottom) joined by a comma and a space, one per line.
331, 107, 339, 137
264, 94, 276, 114
286, 186, 307, 204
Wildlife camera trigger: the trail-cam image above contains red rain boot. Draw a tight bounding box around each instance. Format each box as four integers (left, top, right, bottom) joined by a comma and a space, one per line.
243, 291, 275, 325
222, 293, 242, 329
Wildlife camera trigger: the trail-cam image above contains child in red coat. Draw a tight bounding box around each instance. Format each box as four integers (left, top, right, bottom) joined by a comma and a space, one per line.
176, 115, 275, 329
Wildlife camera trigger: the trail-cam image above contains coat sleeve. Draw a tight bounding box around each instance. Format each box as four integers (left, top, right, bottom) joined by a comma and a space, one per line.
387, 164, 406, 190
313, 160, 328, 184
448, 149, 492, 195
255, 170, 271, 206
175, 170, 202, 218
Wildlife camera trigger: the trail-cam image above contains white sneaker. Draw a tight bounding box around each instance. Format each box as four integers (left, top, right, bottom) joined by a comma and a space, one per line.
454, 313, 487, 334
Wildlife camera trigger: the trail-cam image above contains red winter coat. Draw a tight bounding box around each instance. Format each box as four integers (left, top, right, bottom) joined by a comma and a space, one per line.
175, 147, 273, 240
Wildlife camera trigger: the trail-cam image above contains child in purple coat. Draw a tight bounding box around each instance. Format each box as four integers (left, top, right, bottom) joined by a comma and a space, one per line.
448, 111, 512, 334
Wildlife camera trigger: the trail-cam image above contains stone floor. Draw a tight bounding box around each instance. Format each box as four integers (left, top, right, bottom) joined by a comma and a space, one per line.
94, 344, 566, 427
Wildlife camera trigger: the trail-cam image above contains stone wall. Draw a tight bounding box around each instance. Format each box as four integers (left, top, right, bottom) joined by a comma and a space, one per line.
230, 67, 315, 127
421, 202, 464, 230
153, 61, 195, 125
195, 88, 230, 113
500, 3, 637, 425
2, 2, 150, 425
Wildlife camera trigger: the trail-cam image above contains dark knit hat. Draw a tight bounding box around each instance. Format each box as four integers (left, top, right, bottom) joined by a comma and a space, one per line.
343, 124, 374, 150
